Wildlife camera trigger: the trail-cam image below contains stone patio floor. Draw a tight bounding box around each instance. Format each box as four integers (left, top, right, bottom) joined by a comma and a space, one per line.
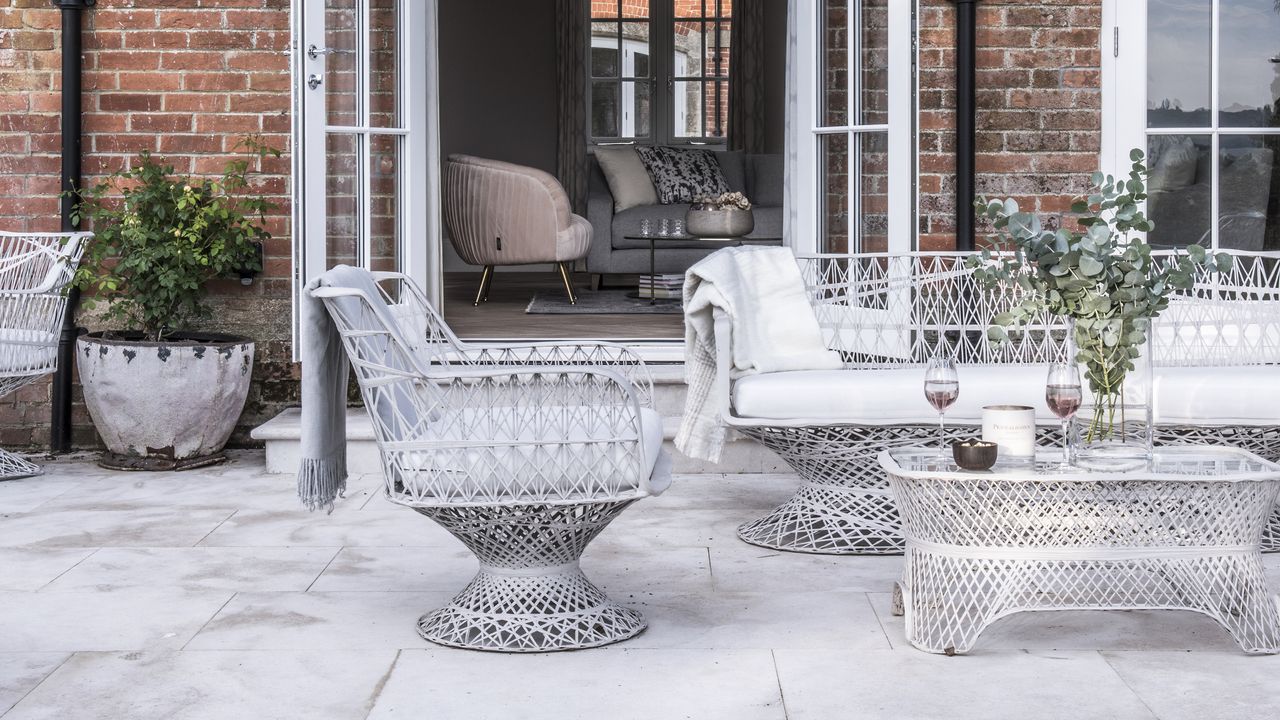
1, 451, 1278, 719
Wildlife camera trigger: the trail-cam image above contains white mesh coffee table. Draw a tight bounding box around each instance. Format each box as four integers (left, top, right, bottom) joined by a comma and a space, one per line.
880, 446, 1280, 655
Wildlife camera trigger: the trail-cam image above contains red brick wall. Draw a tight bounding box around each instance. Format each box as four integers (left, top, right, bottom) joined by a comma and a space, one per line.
0, 0, 294, 449
917, 0, 1103, 250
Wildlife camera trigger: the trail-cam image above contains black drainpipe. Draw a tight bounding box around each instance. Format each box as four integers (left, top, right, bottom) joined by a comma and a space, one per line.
952, 0, 979, 251
51, 0, 93, 454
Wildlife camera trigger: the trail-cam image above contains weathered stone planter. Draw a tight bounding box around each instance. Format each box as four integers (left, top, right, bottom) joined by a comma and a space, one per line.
76, 331, 254, 470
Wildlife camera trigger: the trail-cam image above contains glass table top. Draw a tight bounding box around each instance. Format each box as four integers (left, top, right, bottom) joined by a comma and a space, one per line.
884, 446, 1280, 481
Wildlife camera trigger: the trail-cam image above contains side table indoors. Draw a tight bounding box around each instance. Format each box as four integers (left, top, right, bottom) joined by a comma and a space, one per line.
881, 446, 1280, 655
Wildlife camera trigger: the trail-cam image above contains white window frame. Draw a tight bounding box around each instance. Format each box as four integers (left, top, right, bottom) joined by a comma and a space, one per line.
788, 0, 914, 255
292, 0, 440, 357
1105, 0, 1280, 250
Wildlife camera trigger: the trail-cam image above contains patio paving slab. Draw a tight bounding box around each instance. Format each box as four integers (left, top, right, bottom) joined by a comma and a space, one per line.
42, 547, 341, 593
709, 542, 902, 593
197, 507, 461, 548
0, 654, 67, 716
0, 548, 96, 591
185, 591, 451, 651
365, 648, 786, 720
2, 650, 397, 720
1101, 651, 1280, 720
773, 648, 1158, 720
0, 589, 234, 652
0, 508, 234, 548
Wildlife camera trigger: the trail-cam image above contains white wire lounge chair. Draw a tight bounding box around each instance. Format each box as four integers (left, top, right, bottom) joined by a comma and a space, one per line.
310, 268, 671, 652
0, 231, 88, 480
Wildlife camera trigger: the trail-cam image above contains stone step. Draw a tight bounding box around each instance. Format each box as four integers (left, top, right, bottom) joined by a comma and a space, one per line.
250, 369, 784, 475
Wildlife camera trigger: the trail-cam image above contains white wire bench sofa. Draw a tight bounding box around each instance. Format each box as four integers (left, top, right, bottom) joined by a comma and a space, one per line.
311, 268, 670, 652
718, 251, 1280, 555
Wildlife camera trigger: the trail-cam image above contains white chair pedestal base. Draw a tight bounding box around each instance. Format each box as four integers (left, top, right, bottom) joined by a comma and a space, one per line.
412, 500, 646, 652
0, 447, 41, 481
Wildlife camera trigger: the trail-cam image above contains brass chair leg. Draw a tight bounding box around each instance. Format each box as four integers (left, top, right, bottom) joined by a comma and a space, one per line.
473, 265, 493, 306
557, 262, 578, 305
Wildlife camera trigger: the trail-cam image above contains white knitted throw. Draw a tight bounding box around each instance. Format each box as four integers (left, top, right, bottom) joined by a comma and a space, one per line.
676, 246, 843, 462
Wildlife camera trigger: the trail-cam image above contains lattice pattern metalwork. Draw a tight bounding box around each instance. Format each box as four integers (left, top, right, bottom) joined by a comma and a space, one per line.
0, 232, 87, 480
313, 269, 662, 652
884, 448, 1280, 655
729, 252, 1280, 555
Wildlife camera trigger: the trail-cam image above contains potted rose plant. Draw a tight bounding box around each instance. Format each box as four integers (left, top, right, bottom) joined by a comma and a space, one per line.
968, 150, 1231, 463
69, 138, 277, 470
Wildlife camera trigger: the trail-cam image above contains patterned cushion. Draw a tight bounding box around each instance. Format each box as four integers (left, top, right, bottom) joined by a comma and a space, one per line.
635, 146, 730, 205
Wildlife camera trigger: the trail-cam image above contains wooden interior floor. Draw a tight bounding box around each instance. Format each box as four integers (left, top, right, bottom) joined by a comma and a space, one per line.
443, 271, 684, 340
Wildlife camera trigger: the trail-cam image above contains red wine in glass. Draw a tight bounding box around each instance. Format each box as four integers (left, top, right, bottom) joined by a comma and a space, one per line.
925, 381, 960, 412
1046, 385, 1082, 418
1046, 363, 1083, 465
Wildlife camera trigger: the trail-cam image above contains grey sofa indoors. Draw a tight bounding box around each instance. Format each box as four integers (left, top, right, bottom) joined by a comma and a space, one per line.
586, 150, 784, 286
1147, 136, 1276, 251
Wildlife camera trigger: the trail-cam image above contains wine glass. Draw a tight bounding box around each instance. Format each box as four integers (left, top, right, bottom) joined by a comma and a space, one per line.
923, 357, 959, 459
1046, 363, 1083, 465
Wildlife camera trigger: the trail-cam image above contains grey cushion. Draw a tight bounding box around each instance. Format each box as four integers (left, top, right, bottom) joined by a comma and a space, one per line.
635, 146, 730, 204
714, 150, 747, 194
593, 146, 659, 212
748, 154, 785, 207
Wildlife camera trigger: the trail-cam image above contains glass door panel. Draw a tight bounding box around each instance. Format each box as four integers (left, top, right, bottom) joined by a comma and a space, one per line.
1140, 0, 1280, 250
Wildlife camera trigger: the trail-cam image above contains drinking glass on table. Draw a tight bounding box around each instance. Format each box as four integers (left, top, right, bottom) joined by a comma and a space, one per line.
640, 218, 651, 237
659, 218, 670, 237
672, 219, 684, 236
1046, 363, 1083, 465
923, 357, 959, 459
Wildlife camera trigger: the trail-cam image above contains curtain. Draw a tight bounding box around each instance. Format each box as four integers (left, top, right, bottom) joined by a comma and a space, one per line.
782, 0, 799, 244
728, 0, 767, 154
555, 0, 588, 214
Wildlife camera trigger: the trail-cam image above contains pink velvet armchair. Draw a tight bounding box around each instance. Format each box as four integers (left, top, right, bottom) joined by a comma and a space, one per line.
444, 154, 591, 305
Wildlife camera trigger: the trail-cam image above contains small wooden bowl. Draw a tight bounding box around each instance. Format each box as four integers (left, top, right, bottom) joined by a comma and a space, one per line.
952, 440, 998, 471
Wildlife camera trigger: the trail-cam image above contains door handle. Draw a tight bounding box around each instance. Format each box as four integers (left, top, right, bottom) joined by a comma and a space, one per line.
307, 74, 322, 90
307, 44, 355, 60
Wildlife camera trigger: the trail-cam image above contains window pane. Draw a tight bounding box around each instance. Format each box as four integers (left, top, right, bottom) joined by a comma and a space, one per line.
821, 0, 849, 127
592, 81, 620, 136
324, 0, 358, 127
620, 21, 650, 77
1218, 0, 1280, 128
592, 0, 620, 19
326, 133, 361, 268
591, 23, 620, 77
718, 0, 733, 19
674, 20, 702, 77
368, 0, 399, 128
1146, 134, 1211, 248
1147, 0, 1211, 128
820, 133, 850, 253
703, 21, 730, 77
674, 80, 703, 136
621, 0, 650, 18
369, 134, 400, 273
675, 0, 703, 18
1220, 135, 1280, 251
622, 81, 652, 138
859, 132, 890, 252
860, 0, 889, 125
704, 80, 728, 138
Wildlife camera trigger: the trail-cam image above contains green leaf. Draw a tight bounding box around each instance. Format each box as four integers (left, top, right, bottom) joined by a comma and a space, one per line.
1078, 254, 1104, 277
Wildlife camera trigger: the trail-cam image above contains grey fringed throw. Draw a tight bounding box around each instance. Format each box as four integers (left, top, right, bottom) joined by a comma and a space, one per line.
297, 271, 350, 513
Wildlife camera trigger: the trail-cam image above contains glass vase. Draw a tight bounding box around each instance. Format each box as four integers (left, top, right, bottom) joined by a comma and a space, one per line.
1069, 319, 1154, 469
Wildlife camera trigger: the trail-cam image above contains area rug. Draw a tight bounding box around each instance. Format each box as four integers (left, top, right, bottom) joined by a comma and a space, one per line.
525, 289, 683, 315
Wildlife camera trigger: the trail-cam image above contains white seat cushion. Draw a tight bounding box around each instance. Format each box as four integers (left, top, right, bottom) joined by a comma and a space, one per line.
1153, 366, 1280, 425
732, 365, 1060, 424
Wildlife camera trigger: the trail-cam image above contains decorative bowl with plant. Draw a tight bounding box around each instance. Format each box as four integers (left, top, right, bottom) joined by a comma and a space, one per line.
967, 150, 1231, 460
687, 191, 755, 238
67, 137, 279, 470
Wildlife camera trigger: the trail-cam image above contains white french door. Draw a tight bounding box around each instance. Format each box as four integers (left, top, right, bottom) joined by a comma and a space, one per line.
789, 0, 914, 255
1107, 0, 1280, 251
293, 0, 440, 350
